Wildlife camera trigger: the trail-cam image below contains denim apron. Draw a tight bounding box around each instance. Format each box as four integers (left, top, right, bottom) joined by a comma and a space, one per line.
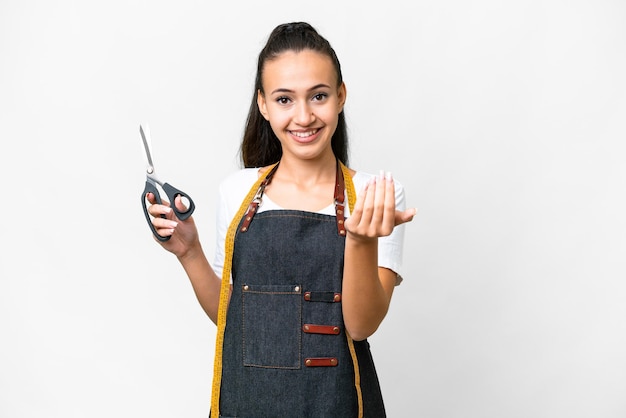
211, 162, 386, 418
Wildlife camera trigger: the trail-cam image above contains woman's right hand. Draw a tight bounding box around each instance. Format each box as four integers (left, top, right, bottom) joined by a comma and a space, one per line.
146, 192, 200, 258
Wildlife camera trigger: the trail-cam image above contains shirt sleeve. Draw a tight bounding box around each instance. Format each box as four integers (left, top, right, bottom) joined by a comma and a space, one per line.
212, 169, 259, 281
212, 180, 228, 281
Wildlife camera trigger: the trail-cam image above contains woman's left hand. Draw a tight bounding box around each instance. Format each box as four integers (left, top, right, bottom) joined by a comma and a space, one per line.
344, 171, 416, 242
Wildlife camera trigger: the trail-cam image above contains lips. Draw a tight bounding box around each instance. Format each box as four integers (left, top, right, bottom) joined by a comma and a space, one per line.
289, 128, 320, 143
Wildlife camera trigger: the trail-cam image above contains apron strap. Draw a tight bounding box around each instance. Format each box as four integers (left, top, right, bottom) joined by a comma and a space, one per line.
240, 159, 349, 236
335, 159, 347, 236
239, 163, 279, 232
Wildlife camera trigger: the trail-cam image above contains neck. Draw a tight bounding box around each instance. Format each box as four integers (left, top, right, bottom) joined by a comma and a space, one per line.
275, 155, 337, 186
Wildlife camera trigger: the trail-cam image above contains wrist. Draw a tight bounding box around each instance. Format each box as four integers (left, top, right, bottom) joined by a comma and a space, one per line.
177, 240, 204, 263
345, 231, 378, 246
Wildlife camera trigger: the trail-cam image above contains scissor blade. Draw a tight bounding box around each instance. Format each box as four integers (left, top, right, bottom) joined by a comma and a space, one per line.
139, 124, 154, 173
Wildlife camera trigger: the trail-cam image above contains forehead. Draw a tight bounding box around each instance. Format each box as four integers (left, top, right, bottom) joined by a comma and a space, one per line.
262, 49, 337, 90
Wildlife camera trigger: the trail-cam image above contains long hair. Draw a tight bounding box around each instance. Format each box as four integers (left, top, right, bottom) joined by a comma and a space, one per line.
239, 22, 349, 168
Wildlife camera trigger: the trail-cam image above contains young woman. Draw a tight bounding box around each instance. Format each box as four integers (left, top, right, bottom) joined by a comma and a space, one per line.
146, 21, 416, 418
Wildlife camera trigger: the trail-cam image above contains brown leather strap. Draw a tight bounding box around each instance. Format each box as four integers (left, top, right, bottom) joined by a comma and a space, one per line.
303, 291, 341, 302
240, 160, 346, 236
305, 357, 338, 367
302, 324, 341, 335
334, 160, 347, 236
239, 203, 257, 233
239, 164, 279, 232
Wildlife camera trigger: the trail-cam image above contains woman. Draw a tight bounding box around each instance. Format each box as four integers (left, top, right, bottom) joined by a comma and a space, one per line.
147, 21, 416, 417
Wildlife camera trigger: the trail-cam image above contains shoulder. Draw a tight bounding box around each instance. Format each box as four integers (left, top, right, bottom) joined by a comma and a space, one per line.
220, 168, 259, 185
351, 171, 370, 190
218, 168, 261, 210
219, 167, 260, 190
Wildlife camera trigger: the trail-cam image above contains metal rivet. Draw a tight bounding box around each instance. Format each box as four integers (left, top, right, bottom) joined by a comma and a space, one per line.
303, 325, 309, 332
294, 286, 300, 292
338, 220, 344, 224
330, 358, 337, 365
305, 359, 311, 366
241, 227, 248, 232
339, 230, 346, 235
246, 216, 251, 221
334, 294, 341, 302
337, 209, 343, 214
333, 327, 339, 333
243, 285, 249, 291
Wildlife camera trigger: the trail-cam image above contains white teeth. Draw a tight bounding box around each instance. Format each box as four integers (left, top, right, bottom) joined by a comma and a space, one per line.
291, 130, 317, 138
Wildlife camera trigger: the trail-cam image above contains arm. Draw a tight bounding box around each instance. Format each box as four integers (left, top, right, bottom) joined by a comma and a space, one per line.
147, 194, 223, 324
342, 172, 416, 341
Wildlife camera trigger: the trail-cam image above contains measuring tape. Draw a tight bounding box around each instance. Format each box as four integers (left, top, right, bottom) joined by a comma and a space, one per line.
210, 162, 363, 417
339, 162, 364, 418
210, 163, 277, 416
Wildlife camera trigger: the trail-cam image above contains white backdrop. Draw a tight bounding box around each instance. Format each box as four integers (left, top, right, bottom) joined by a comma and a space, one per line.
1, 1, 625, 417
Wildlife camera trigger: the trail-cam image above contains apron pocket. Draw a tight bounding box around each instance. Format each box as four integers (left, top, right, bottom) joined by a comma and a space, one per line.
241, 283, 302, 369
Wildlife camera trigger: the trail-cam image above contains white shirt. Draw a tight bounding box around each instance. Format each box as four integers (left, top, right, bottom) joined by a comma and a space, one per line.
212, 169, 407, 285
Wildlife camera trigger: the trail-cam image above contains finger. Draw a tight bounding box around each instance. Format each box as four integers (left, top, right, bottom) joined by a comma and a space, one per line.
145, 192, 170, 206
346, 178, 369, 228
152, 213, 178, 236
395, 208, 418, 226
360, 175, 377, 226
147, 201, 172, 218
371, 171, 386, 224
379, 172, 396, 235
371, 171, 396, 236
152, 227, 175, 240
174, 194, 189, 213
146, 192, 172, 211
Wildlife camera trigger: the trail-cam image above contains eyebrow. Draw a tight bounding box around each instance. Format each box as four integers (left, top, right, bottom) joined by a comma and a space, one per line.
270, 83, 332, 95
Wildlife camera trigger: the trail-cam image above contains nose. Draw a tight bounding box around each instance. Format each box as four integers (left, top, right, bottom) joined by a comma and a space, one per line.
293, 101, 315, 126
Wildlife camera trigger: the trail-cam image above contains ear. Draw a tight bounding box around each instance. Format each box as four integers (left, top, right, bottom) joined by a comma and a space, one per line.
337, 82, 347, 112
257, 90, 269, 120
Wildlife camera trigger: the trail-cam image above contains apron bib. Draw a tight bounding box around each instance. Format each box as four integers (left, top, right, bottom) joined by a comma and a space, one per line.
211, 162, 385, 417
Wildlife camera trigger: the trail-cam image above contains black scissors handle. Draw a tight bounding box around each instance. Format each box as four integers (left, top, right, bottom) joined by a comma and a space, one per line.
141, 180, 196, 242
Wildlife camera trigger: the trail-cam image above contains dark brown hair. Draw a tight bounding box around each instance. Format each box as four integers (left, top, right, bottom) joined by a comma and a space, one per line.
239, 22, 349, 168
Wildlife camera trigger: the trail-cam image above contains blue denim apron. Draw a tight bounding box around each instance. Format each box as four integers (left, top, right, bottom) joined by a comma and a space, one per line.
213, 163, 386, 417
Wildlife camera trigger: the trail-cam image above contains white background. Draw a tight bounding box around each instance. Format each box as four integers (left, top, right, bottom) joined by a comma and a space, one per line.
1, 1, 625, 417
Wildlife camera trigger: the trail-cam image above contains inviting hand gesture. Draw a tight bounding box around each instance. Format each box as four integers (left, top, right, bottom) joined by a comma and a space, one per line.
344, 171, 416, 242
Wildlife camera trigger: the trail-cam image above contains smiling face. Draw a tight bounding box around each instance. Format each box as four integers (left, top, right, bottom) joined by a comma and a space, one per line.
257, 49, 346, 163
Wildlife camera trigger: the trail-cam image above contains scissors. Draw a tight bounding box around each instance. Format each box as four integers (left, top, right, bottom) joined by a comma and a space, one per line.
140, 124, 195, 241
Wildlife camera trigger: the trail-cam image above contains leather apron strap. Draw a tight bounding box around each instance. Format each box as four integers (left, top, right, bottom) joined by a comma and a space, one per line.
239, 159, 349, 235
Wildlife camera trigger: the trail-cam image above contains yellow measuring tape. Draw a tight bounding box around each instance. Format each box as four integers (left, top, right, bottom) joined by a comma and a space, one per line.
210, 162, 363, 418
340, 162, 364, 418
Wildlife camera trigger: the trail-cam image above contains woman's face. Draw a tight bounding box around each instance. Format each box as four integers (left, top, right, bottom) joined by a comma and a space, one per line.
257, 49, 346, 163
